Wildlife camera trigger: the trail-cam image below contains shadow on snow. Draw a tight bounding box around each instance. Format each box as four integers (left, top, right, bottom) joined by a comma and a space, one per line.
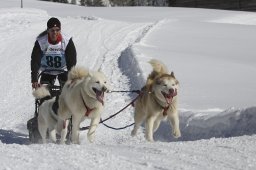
154, 107, 256, 142
0, 129, 29, 145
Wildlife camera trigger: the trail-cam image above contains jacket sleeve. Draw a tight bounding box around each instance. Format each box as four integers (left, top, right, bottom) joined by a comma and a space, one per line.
65, 38, 77, 71
31, 40, 42, 83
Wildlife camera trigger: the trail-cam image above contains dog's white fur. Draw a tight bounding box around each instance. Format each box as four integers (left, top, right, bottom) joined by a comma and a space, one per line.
58, 66, 109, 144
33, 86, 69, 144
131, 59, 181, 142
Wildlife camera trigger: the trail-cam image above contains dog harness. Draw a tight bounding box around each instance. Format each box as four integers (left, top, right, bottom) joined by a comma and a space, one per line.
80, 93, 94, 117
132, 89, 171, 116
162, 106, 169, 116
152, 90, 177, 116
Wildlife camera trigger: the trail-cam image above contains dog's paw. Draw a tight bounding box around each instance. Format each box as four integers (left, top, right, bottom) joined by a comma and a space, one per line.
87, 134, 95, 143
146, 137, 155, 142
172, 129, 181, 138
131, 129, 137, 137
59, 140, 66, 145
145, 135, 155, 142
71, 140, 80, 144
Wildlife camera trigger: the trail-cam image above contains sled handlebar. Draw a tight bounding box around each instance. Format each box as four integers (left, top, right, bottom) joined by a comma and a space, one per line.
37, 69, 66, 81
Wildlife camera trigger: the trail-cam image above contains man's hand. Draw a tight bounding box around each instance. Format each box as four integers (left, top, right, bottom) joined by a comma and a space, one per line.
32, 82, 40, 89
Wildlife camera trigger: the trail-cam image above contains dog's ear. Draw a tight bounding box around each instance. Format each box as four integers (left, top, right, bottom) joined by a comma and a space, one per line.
155, 78, 162, 85
175, 79, 179, 85
170, 71, 175, 78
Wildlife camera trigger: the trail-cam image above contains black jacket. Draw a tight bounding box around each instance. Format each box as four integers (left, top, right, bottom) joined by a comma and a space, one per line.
30, 32, 77, 83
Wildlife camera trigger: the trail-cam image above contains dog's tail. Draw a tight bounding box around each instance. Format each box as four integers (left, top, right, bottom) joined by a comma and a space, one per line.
147, 59, 169, 84
68, 66, 89, 81
149, 59, 169, 74
32, 86, 51, 99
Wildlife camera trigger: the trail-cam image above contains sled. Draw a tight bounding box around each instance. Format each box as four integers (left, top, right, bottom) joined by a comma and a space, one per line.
27, 69, 72, 144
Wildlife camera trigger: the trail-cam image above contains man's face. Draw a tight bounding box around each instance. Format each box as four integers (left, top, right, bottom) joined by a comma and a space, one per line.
48, 26, 60, 42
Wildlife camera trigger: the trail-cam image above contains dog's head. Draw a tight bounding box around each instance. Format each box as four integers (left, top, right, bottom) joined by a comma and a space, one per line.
84, 71, 109, 105
152, 72, 179, 104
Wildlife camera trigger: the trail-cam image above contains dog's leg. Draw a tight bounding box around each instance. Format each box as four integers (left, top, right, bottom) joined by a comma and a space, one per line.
58, 98, 71, 144
38, 115, 47, 144
87, 117, 100, 143
168, 113, 181, 138
58, 97, 70, 120
71, 115, 82, 144
153, 118, 161, 133
59, 120, 69, 144
145, 116, 156, 142
49, 128, 57, 143
131, 110, 145, 137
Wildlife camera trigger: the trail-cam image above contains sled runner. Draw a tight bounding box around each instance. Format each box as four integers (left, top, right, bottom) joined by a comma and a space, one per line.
27, 69, 71, 144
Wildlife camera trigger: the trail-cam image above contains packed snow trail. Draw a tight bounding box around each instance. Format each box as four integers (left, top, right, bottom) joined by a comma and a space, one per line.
1, 135, 256, 170
0, 9, 154, 142
0, 2, 256, 169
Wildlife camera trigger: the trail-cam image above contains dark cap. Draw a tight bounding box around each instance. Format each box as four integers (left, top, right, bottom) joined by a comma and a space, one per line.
47, 17, 61, 30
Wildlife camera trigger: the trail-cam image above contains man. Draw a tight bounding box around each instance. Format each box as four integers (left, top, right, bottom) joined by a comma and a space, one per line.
31, 17, 77, 89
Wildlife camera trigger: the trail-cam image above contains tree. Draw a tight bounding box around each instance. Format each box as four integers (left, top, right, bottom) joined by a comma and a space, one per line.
168, 0, 176, 6
51, 0, 68, 3
94, 0, 104, 6
100, 0, 111, 6
86, 0, 93, 6
79, 0, 109, 6
80, 0, 86, 5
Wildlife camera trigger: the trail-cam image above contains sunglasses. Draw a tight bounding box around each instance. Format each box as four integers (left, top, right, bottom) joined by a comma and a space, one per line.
49, 28, 60, 33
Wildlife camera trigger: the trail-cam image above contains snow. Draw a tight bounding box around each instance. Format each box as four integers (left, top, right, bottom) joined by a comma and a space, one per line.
0, 0, 256, 169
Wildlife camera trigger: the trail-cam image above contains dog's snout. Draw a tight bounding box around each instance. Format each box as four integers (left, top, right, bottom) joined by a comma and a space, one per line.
169, 88, 174, 94
102, 86, 107, 92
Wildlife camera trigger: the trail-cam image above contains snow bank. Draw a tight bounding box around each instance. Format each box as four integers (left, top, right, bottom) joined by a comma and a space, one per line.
120, 45, 256, 142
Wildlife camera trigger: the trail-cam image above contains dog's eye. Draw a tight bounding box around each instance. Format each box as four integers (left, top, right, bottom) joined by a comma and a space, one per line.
96, 81, 100, 84
172, 84, 175, 86
163, 84, 167, 87
156, 80, 161, 85
104, 81, 106, 84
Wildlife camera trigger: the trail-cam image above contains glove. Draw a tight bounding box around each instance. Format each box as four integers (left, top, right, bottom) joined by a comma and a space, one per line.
32, 82, 40, 89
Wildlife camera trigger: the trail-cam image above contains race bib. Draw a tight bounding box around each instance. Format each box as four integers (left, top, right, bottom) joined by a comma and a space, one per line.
40, 43, 67, 71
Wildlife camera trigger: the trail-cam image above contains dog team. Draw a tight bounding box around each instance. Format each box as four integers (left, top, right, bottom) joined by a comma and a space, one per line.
31, 17, 180, 144
33, 59, 181, 144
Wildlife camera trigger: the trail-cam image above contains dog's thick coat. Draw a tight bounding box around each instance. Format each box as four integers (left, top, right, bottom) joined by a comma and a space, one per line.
58, 66, 108, 144
33, 86, 69, 144
131, 59, 181, 142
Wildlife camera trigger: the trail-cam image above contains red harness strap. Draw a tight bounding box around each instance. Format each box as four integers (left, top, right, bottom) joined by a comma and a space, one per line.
63, 119, 67, 129
131, 91, 169, 116
81, 93, 94, 117
162, 105, 169, 116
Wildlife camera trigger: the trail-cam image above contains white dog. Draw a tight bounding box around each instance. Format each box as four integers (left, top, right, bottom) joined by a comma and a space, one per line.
58, 66, 109, 144
131, 59, 181, 142
33, 86, 69, 144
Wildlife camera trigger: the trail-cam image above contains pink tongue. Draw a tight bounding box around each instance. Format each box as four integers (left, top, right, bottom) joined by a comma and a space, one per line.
166, 95, 173, 104
96, 92, 104, 105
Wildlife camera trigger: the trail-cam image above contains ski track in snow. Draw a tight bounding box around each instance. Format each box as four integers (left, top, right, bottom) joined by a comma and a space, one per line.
0, 5, 256, 170
0, 8, 158, 144
1, 136, 256, 170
